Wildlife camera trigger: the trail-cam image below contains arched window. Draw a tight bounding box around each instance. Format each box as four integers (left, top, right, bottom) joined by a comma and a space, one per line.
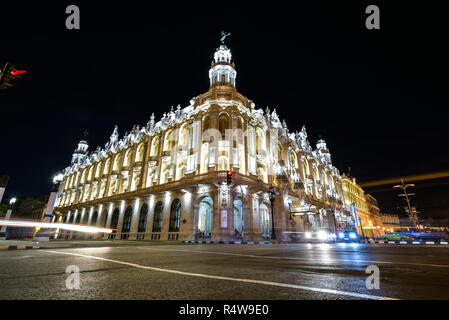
202, 115, 211, 134
169, 199, 181, 232
113, 154, 121, 171
163, 130, 174, 151
110, 208, 120, 232
304, 159, 310, 175
218, 113, 229, 140
122, 206, 133, 233
138, 204, 148, 233
198, 197, 213, 238
123, 149, 132, 167
277, 144, 284, 161
179, 123, 189, 147
75, 214, 81, 224
95, 162, 102, 178
150, 136, 159, 156
103, 158, 111, 175
80, 170, 87, 184
91, 211, 98, 225
152, 201, 164, 232
135, 143, 145, 162
256, 128, 265, 152
87, 166, 94, 181
290, 152, 298, 168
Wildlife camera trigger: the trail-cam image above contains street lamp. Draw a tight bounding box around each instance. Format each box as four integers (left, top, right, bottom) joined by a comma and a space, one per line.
53, 173, 64, 185
0, 197, 17, 240
9, 197, 17, 206
394, 178, 419, 229
359, 217, 366, 241
269, 184, 277, 240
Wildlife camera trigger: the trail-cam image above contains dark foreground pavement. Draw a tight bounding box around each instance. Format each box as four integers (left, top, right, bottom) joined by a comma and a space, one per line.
1, 241, 449, 300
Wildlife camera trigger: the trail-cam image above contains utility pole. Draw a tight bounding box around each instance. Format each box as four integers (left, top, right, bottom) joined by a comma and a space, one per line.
394, 178, 419, 229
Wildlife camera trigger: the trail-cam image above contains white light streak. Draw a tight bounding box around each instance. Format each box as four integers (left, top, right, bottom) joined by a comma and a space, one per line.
0, 219, 113, 233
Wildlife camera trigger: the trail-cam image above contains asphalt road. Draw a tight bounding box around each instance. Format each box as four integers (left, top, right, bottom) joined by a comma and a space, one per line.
1, 241, 449, 300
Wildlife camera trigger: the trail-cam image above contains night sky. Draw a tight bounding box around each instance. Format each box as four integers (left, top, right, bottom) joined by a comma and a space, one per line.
1, 3, 448, 220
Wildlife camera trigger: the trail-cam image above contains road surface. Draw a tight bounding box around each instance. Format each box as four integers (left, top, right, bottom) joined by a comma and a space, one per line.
1, 241, 449, 300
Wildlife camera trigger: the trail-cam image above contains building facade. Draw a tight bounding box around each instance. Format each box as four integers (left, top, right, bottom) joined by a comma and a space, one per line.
341, 175, 385, 238
54, 40, 357, 242
381, 213, 401, 232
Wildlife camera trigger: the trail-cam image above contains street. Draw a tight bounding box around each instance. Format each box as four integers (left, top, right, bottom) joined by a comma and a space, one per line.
1, 241, 449, 300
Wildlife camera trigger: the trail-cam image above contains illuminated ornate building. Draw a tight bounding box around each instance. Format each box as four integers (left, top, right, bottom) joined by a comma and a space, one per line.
54, 38, 354, 242
340, 175, 385, 238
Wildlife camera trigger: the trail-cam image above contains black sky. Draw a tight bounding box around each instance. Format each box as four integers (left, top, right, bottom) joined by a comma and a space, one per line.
1, 2, 448, 220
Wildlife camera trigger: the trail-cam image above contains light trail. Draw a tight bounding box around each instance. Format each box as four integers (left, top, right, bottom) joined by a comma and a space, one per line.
0, 219, 113, 233
360, 171, 449, 188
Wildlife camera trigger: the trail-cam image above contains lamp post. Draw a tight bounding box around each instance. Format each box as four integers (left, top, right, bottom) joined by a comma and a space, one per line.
358, 217, 366, 241
0, 197, 17, 240
269, 184, 277, 240
394, 178, 419, 229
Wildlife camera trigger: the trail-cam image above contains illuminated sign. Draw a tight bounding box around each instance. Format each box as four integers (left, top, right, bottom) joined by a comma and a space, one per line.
351, 203, 358, 227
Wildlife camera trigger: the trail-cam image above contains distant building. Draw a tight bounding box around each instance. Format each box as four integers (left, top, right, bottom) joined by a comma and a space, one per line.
380, 213, 401, 232
341, 176, 385, 238
365, 193, 384, 237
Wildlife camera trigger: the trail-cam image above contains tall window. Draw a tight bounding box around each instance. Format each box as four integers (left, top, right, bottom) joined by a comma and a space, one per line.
91, 211, 98, 225
122, 206, 133, 233
152, 201, 164, 232
113, 154, 121, 171
87, 166, 94, 181
179, 124, 189, 147
123, 149, 132, 167
95, 162, 102, 178
110, 208, 120, 232
103, 158, 111, 175
218, 114, 229, 140
169, 199, 181, 232
163, 130, 174, 151
135, 143, 145, 162
138, 204, 148, 233
150, 136, 159, 156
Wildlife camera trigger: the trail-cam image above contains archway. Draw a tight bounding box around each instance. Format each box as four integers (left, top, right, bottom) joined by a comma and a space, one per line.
91, 211, 98, 226
259, 203, 271, 239
197, 197, 213, 239
122, 206, 133, 233
110, 208, 120, 232
233, 199, 243, 238
138, 204, 148, 233
169, 199, 181, 232
152, 201, 164, 232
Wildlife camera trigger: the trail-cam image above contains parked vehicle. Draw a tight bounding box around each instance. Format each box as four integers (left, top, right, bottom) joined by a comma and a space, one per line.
381, 232, 414, 241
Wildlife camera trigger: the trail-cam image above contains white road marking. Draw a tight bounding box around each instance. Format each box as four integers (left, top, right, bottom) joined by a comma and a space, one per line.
137, 247, 449, 269
42, 249, 397, 300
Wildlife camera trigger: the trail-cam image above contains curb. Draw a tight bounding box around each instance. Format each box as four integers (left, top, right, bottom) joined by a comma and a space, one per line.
182, 240, 271, 245
182, 240, 449, 245
0, 245, 41, 250
366, 240, 449, 245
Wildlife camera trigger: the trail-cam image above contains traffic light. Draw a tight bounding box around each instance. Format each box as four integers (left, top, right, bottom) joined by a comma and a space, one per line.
226, 169, 232, 185
0, 62, 26, 89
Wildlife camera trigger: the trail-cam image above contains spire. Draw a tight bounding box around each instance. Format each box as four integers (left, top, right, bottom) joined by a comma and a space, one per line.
110, 125, 119, 143
71, 132, 89, 164
209, 31, 237, 88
